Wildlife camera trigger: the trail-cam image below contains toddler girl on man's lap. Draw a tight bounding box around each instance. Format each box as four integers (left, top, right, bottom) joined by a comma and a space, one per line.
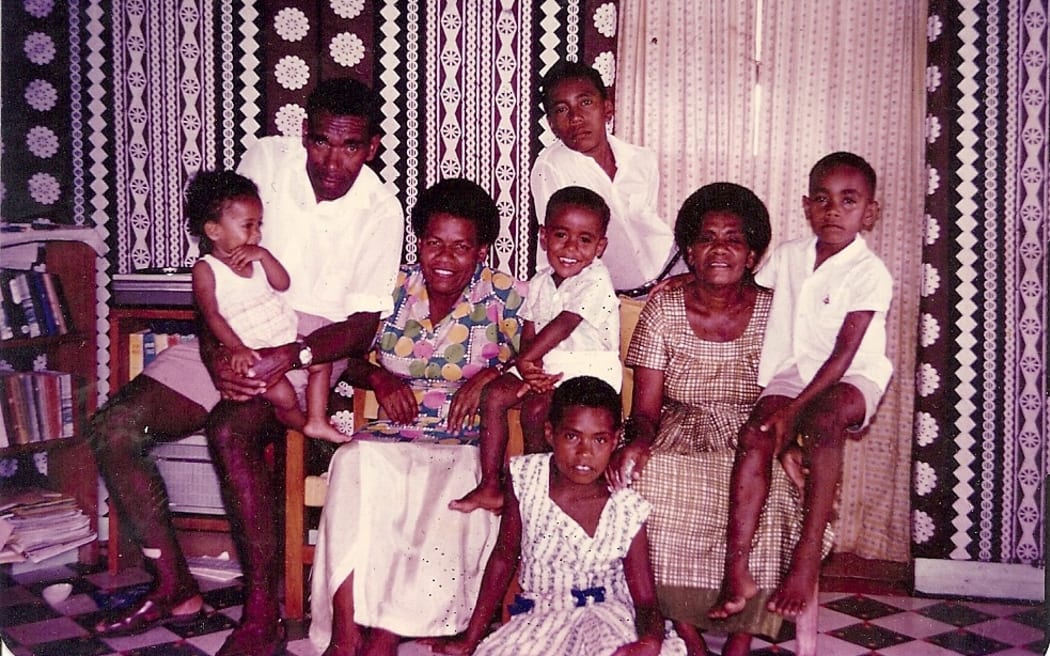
187, 170, 346, 443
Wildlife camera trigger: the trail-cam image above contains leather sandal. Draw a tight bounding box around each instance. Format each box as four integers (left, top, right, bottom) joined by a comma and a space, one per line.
94, 595, 204, 637
216, 619, 287, 656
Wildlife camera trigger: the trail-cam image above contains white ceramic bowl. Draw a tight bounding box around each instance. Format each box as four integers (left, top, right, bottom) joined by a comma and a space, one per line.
41, 582, 73, 605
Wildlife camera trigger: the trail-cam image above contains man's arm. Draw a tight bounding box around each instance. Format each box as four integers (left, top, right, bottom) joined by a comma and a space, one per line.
246, 311, 381, 385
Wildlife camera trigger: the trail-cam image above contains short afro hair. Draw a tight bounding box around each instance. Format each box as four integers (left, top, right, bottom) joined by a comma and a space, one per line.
548, 375, 623, 431
674, 182, 771, 265
410, 178, 500, 247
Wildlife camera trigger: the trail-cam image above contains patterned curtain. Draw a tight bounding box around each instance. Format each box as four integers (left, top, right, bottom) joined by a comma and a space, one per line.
616, 0, 928, 561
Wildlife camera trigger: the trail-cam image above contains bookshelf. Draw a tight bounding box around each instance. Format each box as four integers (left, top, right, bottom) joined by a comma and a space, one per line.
106, 273, 235, 574
0, 234, 102, 566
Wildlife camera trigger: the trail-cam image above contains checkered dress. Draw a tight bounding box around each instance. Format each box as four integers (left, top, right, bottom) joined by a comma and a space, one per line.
627, 286, 831, 638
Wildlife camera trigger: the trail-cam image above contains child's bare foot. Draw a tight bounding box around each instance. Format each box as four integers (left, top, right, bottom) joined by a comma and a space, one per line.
305, 418, 352, 443
448, 483, 504, 514
767, 556, 819, 617
707, 569, 757, 619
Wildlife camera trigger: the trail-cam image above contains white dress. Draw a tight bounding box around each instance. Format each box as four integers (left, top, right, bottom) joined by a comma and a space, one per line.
475, 454, 686, 656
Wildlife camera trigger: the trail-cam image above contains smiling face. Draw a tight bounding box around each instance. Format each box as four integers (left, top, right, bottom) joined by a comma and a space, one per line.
539, 203, 608, 285
302, 110, 380, 202
803, 164, 879, 257
545, 77, 613, 157
685, 210, 757, 288
418, 213, 489, 301
545, 405, 618, 487
204, 196, 264, 256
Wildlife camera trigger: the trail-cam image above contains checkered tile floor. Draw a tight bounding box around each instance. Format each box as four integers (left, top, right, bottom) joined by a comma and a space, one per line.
0, 563, 1046, 655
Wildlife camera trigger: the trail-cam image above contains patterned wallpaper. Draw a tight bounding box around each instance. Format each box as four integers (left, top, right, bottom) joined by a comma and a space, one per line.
915, 0, 1047, 568
40, 0, 618, 281
0, 0, 77, 223
0, 1, 1045, 571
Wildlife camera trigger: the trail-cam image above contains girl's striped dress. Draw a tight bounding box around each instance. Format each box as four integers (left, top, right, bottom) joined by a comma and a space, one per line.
475, 454, 686, 656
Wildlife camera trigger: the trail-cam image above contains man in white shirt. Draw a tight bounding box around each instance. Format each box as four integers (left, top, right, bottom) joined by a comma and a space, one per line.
89, 78, 404, 656
531, 61, 677, 293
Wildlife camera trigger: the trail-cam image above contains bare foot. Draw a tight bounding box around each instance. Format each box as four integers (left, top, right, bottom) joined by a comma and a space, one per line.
672, 620, 709, 656
722, 633, 752, 656
323, 622, 364, 656
707, 569, 758, 619
767, 558, 819, 617
448, 483, 504, 514
305, 418, 352, 443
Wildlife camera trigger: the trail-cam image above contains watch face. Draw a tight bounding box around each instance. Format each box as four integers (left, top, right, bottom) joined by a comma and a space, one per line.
299, 346, 313, 366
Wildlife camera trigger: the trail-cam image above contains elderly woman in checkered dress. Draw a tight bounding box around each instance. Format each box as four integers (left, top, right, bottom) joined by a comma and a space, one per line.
606, 183, 832, 656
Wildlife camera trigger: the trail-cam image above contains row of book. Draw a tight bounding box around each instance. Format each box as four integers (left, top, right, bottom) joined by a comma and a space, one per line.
0, 488, 97, 564
128, 330, 197, 379
0, 268, 74, 341
0, 370, 76, 447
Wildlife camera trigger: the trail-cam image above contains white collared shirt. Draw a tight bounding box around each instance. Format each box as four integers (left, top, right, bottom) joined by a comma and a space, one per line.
755, 235, 893, 392
237, 136, 404, 321
531, 134, 675, 290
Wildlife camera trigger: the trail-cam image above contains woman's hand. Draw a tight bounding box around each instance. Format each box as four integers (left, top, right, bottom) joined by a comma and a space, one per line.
447, 369, 492, 434
370, 367, 417, 425
607, 439, 652, 490
610, 637, 661, 656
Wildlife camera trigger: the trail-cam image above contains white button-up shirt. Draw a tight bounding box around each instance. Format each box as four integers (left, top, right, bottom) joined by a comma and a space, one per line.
531, 134, 674, 291
237, 136, 404, 322
755, 235, 893, 392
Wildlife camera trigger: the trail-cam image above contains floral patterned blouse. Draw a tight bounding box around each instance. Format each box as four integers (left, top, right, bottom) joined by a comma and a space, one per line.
353, 263, 526, 444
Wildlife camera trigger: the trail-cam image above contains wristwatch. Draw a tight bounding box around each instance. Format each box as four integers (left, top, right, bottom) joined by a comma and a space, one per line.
296, 342, 314, 369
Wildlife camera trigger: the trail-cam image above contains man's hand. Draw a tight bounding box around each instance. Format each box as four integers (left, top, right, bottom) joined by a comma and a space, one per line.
228, 345, 260, 376
246, 343, 297, 386
211, 344, 269, 401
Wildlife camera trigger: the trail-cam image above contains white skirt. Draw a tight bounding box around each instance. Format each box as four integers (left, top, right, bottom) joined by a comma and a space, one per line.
309, 440, 499, 648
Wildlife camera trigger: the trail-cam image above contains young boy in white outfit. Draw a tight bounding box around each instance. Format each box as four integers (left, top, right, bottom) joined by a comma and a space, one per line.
451, 186, 621, 514
709, 152, 893, 622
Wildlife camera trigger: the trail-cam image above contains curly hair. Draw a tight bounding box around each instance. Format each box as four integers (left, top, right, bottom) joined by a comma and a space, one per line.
184, 170, 259, 254
674, 182, 771, 264
410, 178, 500, 247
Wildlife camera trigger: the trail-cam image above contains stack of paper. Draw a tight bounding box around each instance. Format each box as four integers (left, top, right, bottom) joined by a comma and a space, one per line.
0, 488, 96, 563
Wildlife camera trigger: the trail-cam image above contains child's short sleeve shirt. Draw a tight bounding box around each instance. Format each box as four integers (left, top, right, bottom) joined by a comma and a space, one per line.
520, 259, 620, 353
755, 235, 893, 392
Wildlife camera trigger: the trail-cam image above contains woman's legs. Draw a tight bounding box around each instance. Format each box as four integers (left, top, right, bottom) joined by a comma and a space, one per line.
324, 574, 364, 656
672, 621, 709, 655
